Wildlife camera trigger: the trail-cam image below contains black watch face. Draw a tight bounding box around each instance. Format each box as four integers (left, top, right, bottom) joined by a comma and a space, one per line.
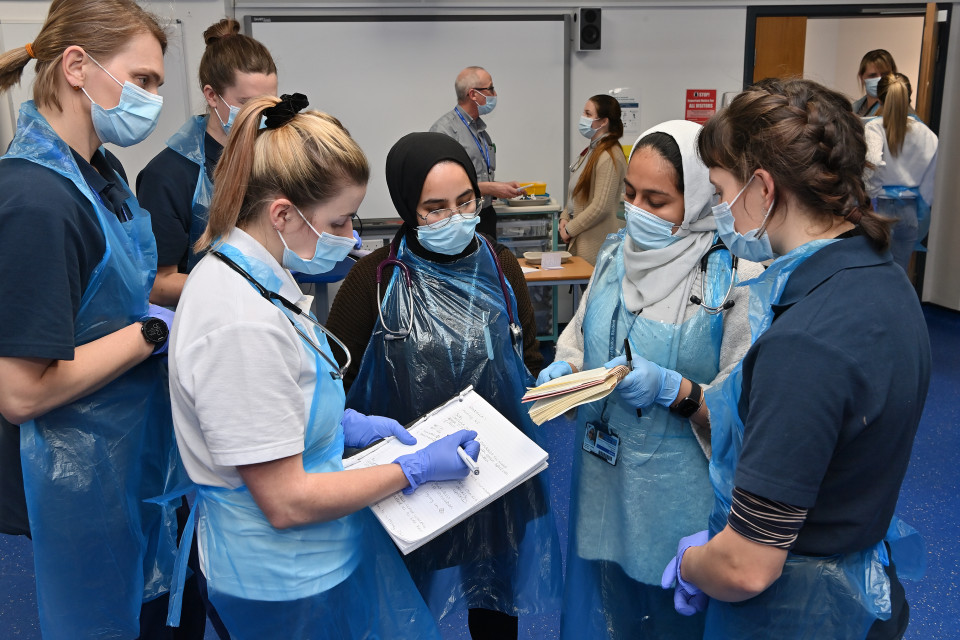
142, 318, 168, 344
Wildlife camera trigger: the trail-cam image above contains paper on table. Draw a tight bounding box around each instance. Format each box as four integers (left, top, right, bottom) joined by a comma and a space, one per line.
540, 251, 563, 270
343, 387, 549, 554
520, 266, 538, 274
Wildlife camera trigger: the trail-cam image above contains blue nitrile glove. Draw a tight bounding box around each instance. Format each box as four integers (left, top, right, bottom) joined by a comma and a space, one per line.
341, 409, 416, 449
604, 354, 682, 409
352, 230, 362, 250
536, 360, 573, 386
394, 429, 480, 495
147, 304, 174, 355
661, 530, 710, 616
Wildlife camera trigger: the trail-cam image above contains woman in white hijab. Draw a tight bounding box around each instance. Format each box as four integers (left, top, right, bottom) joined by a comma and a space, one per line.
542, 120, 763, 639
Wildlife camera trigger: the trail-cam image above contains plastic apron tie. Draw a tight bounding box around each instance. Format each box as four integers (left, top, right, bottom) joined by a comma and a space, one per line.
6, 101, 185, 639
347, 235, 562, 619
875, 184, 930, 252
166, 115, 214, 271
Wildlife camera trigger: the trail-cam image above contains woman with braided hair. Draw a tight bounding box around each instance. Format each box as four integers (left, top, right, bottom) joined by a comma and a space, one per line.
167, 94, 478, 639
659, 78, 930, 639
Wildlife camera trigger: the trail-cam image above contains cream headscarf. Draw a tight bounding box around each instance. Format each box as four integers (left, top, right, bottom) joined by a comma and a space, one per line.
621, 120, 717, 313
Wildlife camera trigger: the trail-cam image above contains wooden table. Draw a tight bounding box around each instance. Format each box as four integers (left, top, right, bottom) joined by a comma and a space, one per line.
518, 256, 594, 341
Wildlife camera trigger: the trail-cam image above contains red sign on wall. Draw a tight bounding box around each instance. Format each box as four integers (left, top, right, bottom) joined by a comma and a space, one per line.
685, 89, 717, 124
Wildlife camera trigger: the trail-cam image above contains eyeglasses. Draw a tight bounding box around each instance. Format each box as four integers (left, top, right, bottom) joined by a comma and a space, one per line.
472, 85, 496, 94
416, 197, 483, 227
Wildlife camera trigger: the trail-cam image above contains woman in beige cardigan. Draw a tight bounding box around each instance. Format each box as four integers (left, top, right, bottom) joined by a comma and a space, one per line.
559, 94, 627, 265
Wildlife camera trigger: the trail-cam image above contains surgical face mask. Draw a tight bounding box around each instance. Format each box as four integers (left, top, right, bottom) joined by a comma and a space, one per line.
475, 93, 497, 116
711, 175, 777, 262
417, 214, 481, 255
215, 94, 240, 134
82, 56, 163, 147
624, 201, 682, 251
864, 76, 881, 98
277, 206, 356, 275
578, 115, 597, 139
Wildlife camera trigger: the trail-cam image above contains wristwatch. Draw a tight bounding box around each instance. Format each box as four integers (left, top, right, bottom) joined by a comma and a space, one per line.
139, 317, 169, 352
670, 380, 703, 418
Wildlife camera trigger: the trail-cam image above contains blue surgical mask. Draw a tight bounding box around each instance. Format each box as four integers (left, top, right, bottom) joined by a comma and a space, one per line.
578, 115, 597, 139
215, 94, 240, 134
624, 201, 682, 250
277, 206, 356, 275
82, 56, 163, 147
711, 175, 777, 262
476, 94, 497, 116
864, 76, 881, 98
417, 214, 481, 255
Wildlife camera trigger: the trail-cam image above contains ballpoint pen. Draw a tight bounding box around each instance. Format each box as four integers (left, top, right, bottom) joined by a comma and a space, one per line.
457, 446, 480, 475
623, 338, 642, 418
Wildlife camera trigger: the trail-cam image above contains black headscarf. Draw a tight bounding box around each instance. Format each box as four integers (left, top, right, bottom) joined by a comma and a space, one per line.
385, 132, 483, 261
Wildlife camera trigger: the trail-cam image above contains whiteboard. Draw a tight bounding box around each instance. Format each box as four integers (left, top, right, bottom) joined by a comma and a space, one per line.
248, 15, 569, 219
0, 19, 192, 184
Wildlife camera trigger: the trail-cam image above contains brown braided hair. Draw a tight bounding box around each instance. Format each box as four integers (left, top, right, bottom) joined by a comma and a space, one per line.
698, 78, 892, 250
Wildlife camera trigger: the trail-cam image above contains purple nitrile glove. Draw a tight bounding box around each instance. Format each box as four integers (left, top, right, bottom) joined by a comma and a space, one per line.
147, 304, 174, 355
604, 354, 682, 409
341, 409, 416, 449
660, 529, 710, 616
393, 429, 480, 495
536, 360, 573, 386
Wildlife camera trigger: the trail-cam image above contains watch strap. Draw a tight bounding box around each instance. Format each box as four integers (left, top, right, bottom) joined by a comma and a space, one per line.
670, 380, 703, 418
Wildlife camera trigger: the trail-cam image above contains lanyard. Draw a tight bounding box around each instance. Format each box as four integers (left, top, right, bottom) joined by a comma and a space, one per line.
608, 299, 642, 361
454, 107, 491, 174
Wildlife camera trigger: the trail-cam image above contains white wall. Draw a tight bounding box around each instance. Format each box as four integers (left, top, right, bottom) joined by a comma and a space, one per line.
804, 15, 924, 107
568, 6, 746, 156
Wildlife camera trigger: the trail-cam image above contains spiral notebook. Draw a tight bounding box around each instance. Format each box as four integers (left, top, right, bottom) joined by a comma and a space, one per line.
522, 365, 630, 425
343, 387, 549, 554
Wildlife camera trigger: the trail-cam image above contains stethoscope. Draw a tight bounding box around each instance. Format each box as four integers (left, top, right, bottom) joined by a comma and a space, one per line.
212, 250, 352, 379
376, 233, 522, 343
688, 238, 739, 314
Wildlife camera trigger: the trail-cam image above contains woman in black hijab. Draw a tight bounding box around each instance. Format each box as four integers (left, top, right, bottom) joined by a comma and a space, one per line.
326, 132, 561, 639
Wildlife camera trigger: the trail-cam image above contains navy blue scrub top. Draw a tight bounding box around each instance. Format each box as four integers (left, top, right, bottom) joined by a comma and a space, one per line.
136, 132, 222, 273
0, 149, 127, 361
735, 234, 931, 556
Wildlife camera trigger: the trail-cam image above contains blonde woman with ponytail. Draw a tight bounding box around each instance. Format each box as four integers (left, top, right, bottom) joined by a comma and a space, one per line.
137, 18, 277, 306
864, 72, 939, 271
0, 1, 191, 638
168, 94, 475, 640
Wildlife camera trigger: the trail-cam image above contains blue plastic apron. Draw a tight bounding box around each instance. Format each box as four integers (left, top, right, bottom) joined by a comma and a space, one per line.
166, 115, 214, 272
561, 231, 731, 640
703, 239, 924, 639
6, 101, 184, 640
346, 236, 563, 620
168, 243, 439, 639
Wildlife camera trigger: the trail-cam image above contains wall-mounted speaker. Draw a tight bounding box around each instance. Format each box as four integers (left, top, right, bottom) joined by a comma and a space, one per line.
576, 8, 602, 51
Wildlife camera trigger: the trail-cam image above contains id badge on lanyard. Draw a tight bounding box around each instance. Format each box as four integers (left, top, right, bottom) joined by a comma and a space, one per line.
582, 420, 620, 466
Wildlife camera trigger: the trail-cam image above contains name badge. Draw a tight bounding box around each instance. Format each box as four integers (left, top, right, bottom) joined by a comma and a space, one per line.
582, 420, 620, 466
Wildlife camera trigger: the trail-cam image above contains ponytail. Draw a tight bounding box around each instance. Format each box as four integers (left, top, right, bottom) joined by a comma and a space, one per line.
877, 73, 912, 156
572, 94, 624, 203
0, 46, 33, 96
198, 95, 369, 252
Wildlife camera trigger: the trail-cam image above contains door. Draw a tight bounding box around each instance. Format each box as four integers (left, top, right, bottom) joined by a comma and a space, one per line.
753, 16, 807, 81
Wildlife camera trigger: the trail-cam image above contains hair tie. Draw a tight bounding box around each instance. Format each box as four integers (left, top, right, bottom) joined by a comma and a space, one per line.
844, 208, 863, 225
262, 93, 309, 129
24, 43, 35, 59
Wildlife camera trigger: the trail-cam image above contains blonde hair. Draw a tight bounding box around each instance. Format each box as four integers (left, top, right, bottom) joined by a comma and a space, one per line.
877, 73, 912, 156
198, 95, 370, 251
198, 19, 276, 94
0, 0, 166, 111
857, 49, 897, 92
